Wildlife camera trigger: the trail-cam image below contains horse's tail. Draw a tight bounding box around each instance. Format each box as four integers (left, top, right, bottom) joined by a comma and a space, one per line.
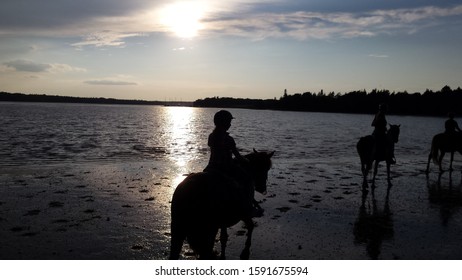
431, 135, 440, 165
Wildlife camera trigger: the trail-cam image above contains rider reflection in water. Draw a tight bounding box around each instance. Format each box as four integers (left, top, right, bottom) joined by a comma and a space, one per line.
371, 103, 396, 164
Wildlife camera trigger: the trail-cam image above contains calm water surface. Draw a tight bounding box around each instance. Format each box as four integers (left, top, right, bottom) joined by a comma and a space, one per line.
0, 102, 447, 168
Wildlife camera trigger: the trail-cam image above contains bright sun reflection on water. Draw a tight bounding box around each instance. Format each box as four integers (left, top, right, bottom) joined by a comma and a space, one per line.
164, 106, 198, 190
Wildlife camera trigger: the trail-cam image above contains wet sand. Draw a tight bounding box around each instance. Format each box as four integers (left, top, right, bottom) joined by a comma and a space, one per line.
1, 157, 462, 260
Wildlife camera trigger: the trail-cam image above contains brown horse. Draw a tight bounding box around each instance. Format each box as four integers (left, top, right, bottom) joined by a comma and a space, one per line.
426, 132, 462, 173
169, 150, 274, 259
357, 124, 400, 187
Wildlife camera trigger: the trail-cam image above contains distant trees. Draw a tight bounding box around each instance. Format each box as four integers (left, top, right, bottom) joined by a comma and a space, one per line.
2, 86, 461, 116
194, 86, 462, 116
0, 91, 166, 106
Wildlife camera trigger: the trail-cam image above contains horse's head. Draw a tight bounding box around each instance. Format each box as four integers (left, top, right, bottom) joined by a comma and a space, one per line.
245, 149, 274, 194
388, 124, 400, 143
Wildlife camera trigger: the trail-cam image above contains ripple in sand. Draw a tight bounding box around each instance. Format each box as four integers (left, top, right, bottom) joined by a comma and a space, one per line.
288, 192, 300, 196
24, 209, 41, 216
276, 206, 291, 213
21, 232, 38, 237
131, 245, 144, 250
52, 219, 70, 224
49, 201, 64, 208
10, 226, 24, 232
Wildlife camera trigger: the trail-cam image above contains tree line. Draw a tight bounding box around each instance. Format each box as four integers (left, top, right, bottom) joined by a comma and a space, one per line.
2, 86, 462, 116
193, 86, 462, 116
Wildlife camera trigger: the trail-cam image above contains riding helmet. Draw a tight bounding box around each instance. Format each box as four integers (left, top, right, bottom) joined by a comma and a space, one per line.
214, 110, 234, 126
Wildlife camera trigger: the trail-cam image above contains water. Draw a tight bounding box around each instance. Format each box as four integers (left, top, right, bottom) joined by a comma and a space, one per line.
0, 102, 447, 167
1, 102, 462, 259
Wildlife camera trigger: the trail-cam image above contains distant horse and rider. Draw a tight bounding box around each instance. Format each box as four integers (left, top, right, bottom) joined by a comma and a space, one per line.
169, 110, 274, 259
357, 104, 400, 187
426, 112, 462, 173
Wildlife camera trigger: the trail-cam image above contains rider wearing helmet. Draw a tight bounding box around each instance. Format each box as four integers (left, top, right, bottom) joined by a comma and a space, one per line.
445, 112, 461, 148
205, 110, 246, 172
205, 110, 263, 218
371, 103, 395, 164
372, 103, 388, 137
445, 112, 461, 134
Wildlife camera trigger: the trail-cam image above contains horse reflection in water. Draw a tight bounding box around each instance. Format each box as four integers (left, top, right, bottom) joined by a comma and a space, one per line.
426, 132, 462, 173
353, 182, 394, 259
169, 150, 274, 259
427, 172, 462, 227
357, 124, 400, 187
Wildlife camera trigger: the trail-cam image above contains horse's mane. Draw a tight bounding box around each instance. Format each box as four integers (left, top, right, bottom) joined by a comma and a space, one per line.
243, 151, 273, 170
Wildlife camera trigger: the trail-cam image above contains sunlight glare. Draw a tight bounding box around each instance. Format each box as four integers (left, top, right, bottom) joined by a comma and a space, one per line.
159, 2, 206, 38
165, 106, 198, 192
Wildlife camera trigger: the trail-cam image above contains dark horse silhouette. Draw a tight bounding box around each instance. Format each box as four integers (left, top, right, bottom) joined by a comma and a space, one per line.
169, 149, 274, 259
356, 124, 400, 187
426, 132, 462, 173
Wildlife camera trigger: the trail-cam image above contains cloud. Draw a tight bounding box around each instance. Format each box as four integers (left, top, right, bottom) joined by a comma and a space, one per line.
3, 59, 86, 73
71, 31, 145, 48
84, 79, 137, 86
4, 59, 51, 72
368, 54, 389, 58
203, 5, 462, 40
1, 1, 461, 46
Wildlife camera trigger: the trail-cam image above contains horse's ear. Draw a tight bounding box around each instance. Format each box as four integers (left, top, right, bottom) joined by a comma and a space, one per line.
253, 148, 258, 153
269, 151, 275, 158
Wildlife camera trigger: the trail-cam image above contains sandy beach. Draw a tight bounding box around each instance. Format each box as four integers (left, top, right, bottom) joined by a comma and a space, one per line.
1, 155, 462, 260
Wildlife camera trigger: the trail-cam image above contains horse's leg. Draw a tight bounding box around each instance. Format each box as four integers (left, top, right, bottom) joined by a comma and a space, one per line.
169, 219, 186, 259
361, 161, 369, 183
240, 218, 254, 260
438, 151, 445, 173
372, 161, 379, 187
426, 151, 432, 174
219, 227, 228, 260
449, 152, 455, 171
386, 162, 392, 187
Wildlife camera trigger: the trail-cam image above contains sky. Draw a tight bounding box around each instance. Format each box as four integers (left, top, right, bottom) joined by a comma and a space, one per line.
1, 0, 461, 101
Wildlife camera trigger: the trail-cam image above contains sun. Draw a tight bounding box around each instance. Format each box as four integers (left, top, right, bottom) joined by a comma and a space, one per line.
159, 2, 206, 38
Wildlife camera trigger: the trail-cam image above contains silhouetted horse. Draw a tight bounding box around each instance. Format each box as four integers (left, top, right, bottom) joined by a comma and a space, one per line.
169, 150, 274, 259
426, 132, 462, 173
357, 124, 400, 187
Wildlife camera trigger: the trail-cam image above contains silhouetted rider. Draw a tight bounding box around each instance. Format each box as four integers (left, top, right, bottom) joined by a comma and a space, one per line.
372, 103, 388, 138
371, 103, 395, 164
205, 110, 246, 172
444, 112, 461, 148
204, 110, 262, 217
